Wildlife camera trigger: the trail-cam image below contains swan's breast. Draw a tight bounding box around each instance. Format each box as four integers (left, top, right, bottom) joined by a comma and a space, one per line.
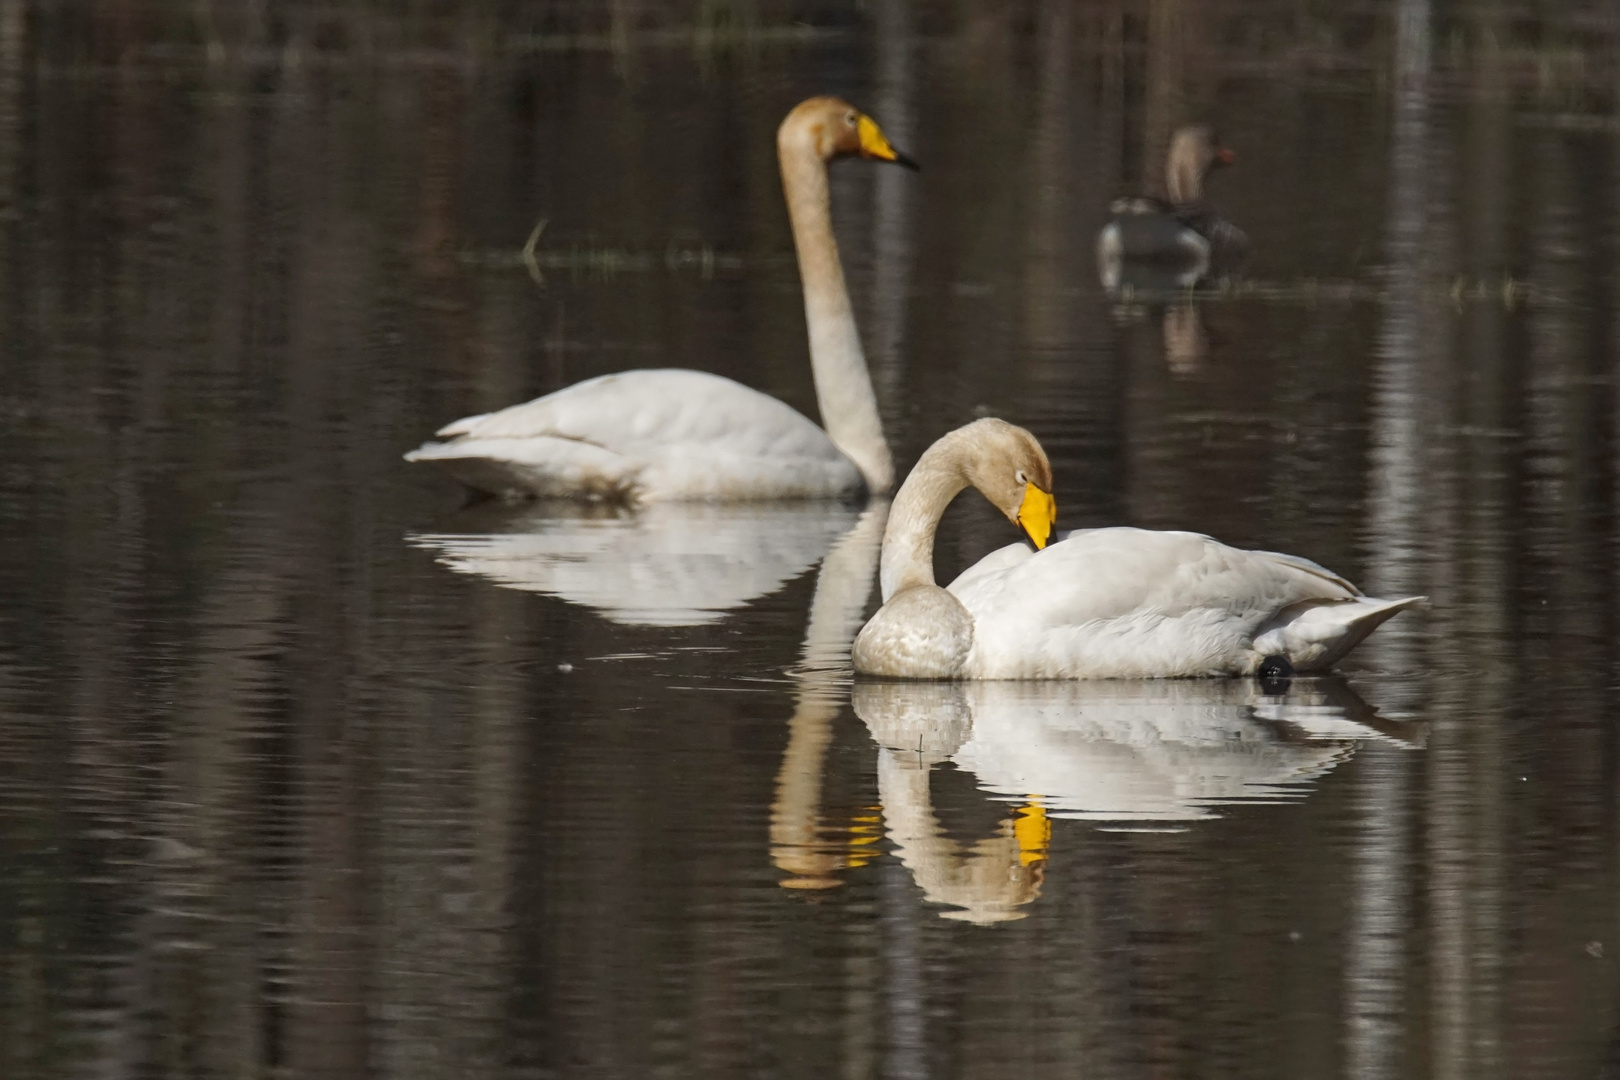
853, 585, 973, 679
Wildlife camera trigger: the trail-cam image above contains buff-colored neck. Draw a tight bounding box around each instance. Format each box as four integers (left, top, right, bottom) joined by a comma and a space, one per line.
780, 130, 894, 494
878, 436, 970, 600
877, 751, 1043, 924
769, 503, 887, 888
1166, 138, 1204, 205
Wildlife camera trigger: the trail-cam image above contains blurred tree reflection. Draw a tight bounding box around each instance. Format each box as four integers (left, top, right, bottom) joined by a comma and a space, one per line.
6, 1, 1620, 1077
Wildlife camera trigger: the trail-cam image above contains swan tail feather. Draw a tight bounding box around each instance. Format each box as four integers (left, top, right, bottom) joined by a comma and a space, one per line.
435, 412, 492, 438
1254, 548, 1364, 596
1252, 594, 1426, 672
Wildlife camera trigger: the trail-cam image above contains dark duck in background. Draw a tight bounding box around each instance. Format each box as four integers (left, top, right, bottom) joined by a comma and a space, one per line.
1097, 125, 1249, 291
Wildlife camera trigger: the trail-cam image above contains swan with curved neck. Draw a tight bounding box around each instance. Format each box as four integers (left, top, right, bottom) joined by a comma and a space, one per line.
406, 97, 914, 501
852, 419, 1424, 680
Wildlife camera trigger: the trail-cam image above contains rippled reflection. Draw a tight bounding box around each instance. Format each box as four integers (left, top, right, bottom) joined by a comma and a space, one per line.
858, 678, 1421, 827
408, 501, 860, 625
849, 677, 1422, 922
771, 503, 887, 888
8, 0, 1620, 1076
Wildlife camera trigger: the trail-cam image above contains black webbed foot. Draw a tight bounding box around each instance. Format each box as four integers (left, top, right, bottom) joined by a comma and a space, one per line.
1257, 654, 1293, 695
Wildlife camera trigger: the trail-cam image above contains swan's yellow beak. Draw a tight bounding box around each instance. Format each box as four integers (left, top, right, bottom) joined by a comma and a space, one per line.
1017, 484, 1056, 550
857, 114, 920, 170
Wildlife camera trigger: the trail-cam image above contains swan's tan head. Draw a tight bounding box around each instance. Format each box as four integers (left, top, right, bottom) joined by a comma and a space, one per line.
778, 96, 918, 169
954, 418, 1056, 550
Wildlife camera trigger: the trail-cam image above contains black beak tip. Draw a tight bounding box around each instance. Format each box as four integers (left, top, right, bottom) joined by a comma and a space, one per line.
893, 151, 921, 172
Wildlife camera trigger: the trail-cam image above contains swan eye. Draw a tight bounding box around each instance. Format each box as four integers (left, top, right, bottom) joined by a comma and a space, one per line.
1015, 469, 1028, 486
845, 112, 858, 127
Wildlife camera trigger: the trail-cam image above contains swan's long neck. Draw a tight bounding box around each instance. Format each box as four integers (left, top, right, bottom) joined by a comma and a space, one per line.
879, 440, 968, 600
781, 139, 894, 494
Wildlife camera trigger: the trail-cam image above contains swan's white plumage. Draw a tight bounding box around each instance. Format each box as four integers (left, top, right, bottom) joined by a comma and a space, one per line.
406, 369, 863, 502
851, 421, 1424, 679
407, 97, 903, 502
944, 527, 1419, 679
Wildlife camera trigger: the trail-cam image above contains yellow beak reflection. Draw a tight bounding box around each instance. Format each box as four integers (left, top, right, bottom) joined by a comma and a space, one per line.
1014, 802, 1050, 867
856, 114, 920, 170
1017, 484, 1056, 550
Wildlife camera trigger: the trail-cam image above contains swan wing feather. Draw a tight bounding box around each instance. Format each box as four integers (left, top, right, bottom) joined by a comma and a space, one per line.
951, 528, 1353, 624
947, 528, 1410, 678
407, 369, 861, 500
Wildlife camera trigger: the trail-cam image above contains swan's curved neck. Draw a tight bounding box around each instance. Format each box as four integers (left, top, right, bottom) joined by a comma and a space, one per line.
879, 440, 968, 600
781, 138, 894, 494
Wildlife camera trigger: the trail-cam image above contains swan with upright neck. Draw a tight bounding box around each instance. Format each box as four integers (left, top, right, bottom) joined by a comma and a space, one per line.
852, 419, 1424, 679
406, 97, 914, 501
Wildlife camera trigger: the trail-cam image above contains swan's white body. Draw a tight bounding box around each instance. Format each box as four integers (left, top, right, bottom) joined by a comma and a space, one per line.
944, 528, 1422, 679
852, 421, 1425, 680
406, 98, 903, 502
406, 370, 864, 502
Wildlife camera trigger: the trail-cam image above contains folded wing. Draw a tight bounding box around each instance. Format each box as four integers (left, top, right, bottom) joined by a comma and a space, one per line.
405, 369, 862, 501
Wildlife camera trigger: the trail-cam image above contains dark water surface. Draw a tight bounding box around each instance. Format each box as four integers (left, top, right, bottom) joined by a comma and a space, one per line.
6, 1, 1620, 1077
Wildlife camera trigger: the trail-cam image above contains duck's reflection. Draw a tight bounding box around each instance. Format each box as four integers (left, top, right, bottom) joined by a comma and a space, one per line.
1161, 301, 1209, 375
407, 500, 861, 626
1110, 298, 1210, 376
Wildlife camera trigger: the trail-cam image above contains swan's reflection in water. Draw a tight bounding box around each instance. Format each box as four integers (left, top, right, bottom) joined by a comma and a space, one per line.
411, 498, 1425, 926
850, 678, 1422, 922
860, 679, 1421, 825
811, 681, 1045, 924
872, 709, 1050, 924
407, 500, 860, 626
769, 504, 889, 888
762, 501, 1427, 923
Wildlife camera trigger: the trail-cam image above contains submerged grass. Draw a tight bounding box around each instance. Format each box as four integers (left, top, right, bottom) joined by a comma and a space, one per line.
472, 221, 1567, 313
463, 218, 782, 284
1109, 273, 1556, 311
